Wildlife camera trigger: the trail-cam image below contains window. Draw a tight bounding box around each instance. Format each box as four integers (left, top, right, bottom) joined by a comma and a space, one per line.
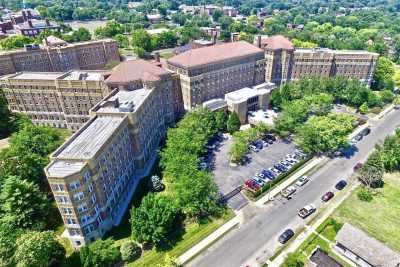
88, 183, 94, 193
73, 192, 84, 202
83, 171, 91, 183
51, 184, 65, 192
62, 207, 73, 215
77, 203, 88, 213
69, 181, 81, 190
91, 194, 97, 205
65, 216, 77, 225
55, 195, 69, 204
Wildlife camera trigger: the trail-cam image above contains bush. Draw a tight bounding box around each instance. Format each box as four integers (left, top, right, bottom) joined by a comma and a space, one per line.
120, 240, 141, 262
80, 239, 121, 267
282, 252, 304, 267
357, 188, 373, 202
359, 102, 369, 114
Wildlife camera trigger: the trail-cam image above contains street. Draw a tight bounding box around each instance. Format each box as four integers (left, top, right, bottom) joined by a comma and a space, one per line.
187, 108, 400, 267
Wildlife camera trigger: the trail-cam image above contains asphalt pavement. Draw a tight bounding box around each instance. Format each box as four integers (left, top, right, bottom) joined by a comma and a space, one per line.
187, 108, 400, 267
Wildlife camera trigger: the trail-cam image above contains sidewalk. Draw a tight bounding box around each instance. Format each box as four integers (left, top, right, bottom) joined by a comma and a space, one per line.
255, 157, 326, 207
178, 216, 240, 265
269, 183, 359, 266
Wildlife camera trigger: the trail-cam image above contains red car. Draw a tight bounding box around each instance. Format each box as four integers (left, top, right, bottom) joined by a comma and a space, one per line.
353, 162, 363, 171
244, 179, 261, 192
321, 191, 334, 202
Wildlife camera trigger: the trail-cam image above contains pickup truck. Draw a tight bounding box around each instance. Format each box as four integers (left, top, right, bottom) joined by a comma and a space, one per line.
298, 204, 316, 218
281, 186, 296, 199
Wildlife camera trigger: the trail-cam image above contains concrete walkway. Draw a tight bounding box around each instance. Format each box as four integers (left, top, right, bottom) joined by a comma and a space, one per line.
178, 216, 240, 265
255, 157, 326, 207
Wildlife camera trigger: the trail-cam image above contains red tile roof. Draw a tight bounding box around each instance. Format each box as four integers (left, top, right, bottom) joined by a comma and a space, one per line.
167, 41, 264, 69
261, 35, 294, 51
105, 59, 169, 85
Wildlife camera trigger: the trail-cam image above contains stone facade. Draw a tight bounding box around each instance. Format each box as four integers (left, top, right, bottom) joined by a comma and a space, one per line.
258, 35, 378, 86
45, 60, 177, 248
167, 41, 266, 109
0, 71, 110, 131
0, 39, 119, 75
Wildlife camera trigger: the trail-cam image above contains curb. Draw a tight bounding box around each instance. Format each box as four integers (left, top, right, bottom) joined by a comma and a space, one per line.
178, 216, 240, 265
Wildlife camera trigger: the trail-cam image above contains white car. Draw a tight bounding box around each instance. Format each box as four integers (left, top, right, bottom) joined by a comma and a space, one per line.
296, 176, 309, 187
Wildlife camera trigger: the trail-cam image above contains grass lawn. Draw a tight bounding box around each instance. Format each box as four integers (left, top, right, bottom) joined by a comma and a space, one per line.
333, 173, 400, 252
128, 210, 234, 267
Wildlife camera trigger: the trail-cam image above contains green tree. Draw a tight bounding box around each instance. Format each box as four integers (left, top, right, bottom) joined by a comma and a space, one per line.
214, 110, 228, 131
282, 252, 304, 267
120, 240, 141, 263
133, 46, 146, 58
132, 29, 153, 52
359, 102, 369, 114
212, 9, 223, 22
359, 150, 384, 188
0, 92, 13, 138
70, 27, 92, 42
80, 239, 121, 267
372, 57, 395, 90
0, 221, 25, 267
227, 112, 241, 134
113, 33, 129, 48
0, 36, 34, 50
295, 113, 355, 154
14, 231, 65, 267
0, 176, 50, 229
95, 21, 124, 38
157, 254, 181, 267
130, 194, 179, 247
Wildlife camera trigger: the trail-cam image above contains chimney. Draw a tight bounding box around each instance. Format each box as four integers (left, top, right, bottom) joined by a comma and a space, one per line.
45, 19, 50, 26
22, 10, 27, 21
154, 52, 160, 62
257, 35, 262, 48
28, 20, 33, 28
27, 10, 32, 19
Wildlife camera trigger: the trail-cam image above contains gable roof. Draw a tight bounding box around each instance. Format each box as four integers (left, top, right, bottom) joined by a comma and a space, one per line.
167, 41, 264, 69
105, 59, 169, 85
336, 223, 400, 267
261, 35, 294, 51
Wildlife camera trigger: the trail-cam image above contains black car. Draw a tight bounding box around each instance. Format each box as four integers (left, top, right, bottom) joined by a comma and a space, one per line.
279, 229, 294, 244
360, 127, 371, 136
265, 134, 277, 141
335, 180, 347, 190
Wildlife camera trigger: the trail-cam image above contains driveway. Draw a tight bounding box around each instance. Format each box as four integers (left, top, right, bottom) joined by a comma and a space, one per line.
211, 137, 296, 209
187, 108, 400, 267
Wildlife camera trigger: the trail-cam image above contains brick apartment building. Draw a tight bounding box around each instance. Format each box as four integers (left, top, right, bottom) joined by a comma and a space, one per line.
256, 35, 379, 86
0, 70, 111, 131
0, 39, 119, 75
44, 60, 178, 248
167, 41, 266, 109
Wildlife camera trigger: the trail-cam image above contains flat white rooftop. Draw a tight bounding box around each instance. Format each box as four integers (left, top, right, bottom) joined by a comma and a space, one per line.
96, 88, 151, 113
47, 160, 86, 177
4, 72, 64, 80
62, 71, 104, 81
225, 83, 275, 104
56, 116, 124, 160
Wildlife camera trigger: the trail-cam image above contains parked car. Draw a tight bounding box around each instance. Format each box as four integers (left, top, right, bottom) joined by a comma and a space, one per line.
353, 162, 363, 171
274, 164, 287, 172
199, 162, 208, 170
360, 127, 371, 136
266, 139, 274, 144
335, 180, 347, 190
245, 179, 260, 191
265, 133, 277, 141
278, 229, 294, 244
269, 167, 281, 175
298, 204, 316, 218
354, 134, 363, 141
296, 176, 309, 187
249, 145, 260, 152
281, 186, 296, 199
321, 191, 334, 202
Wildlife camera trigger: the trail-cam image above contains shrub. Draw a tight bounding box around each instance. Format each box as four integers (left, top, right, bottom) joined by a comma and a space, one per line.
359, 102, 369, 114
120, 240, 142, 262
227, 112, 241, 134
357, 188, 373, 202
282, 252, 304, 267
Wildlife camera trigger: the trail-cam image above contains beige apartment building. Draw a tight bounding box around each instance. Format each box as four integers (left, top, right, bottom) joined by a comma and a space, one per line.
256, 35, 379, 86
0, 71, 110, 131
0, 39, 119, 75
167, 41, 266, 109
45, 60, 176, 248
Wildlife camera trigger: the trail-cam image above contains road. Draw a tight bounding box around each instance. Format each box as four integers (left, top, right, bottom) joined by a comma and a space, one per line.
187, 108, 400, 267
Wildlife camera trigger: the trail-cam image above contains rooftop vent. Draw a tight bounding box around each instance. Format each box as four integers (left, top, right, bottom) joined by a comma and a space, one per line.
119, 101, 135, 112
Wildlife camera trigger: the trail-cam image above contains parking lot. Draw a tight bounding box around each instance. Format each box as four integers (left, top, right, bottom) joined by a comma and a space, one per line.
210, 136, 297, 209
